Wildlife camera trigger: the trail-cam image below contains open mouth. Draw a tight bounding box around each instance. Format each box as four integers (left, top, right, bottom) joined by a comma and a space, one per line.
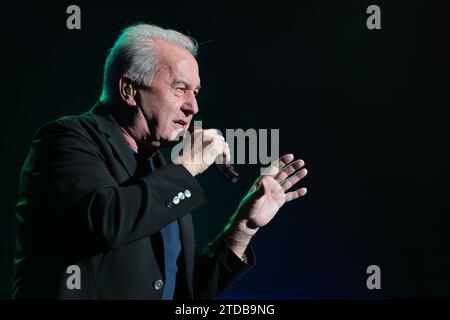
173, 119, 188, 129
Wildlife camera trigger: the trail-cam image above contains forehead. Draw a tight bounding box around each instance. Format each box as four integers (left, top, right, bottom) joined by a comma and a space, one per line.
154, 39, 200, 85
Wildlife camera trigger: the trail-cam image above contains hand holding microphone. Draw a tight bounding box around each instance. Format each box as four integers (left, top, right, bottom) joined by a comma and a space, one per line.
172, 127, 239, 183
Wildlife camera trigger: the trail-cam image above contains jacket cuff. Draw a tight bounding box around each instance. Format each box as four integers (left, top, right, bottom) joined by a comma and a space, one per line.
208, 231, 256, 272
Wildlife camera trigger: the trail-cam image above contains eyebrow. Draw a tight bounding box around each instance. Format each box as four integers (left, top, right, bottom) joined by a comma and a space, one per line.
173, 80, 201, 91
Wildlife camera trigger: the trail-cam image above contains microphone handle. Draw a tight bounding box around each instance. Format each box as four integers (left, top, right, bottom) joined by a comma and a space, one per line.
214, 160, 239, 184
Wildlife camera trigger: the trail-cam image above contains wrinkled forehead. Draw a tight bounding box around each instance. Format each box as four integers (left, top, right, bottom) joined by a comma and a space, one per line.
154, 39, 200, 83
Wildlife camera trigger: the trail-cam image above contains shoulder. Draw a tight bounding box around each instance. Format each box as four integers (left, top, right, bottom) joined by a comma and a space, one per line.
33, 112, 99, 141
27, 112, 111, 161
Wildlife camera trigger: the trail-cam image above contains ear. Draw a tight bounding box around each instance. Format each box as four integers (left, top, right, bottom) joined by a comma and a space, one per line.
118, 76, 137, 107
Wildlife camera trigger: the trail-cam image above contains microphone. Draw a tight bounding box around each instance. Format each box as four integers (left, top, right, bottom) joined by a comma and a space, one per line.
215, 156, 239, 184
188, 125, 239, 184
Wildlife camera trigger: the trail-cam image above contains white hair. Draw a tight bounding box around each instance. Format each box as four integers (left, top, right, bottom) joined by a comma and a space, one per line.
100, 23, 198, 104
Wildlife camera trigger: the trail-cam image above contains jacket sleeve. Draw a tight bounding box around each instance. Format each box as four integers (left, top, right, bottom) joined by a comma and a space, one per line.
22, 120, 206, 253
192, 231, 256, 299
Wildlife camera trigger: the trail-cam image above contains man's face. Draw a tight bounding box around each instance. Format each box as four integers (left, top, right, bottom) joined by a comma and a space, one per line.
137, 40, 200, 147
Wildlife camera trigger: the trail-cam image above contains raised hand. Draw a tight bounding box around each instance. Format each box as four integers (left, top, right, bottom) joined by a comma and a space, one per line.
224, 154, 308, 258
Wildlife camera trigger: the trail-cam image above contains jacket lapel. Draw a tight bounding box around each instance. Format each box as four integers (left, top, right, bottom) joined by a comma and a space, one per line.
87, 101, 195, 299
88, 101, 136, 177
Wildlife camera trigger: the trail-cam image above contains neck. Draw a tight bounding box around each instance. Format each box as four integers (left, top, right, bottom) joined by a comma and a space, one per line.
112, 103, 157, 159
119, 126, 157, 159
119, 127, 139, 153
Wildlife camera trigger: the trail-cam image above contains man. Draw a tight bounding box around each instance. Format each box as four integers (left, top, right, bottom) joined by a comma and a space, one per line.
13, 23, 308, 299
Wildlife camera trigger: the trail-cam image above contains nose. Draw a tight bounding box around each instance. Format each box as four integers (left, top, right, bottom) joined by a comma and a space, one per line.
180, 91, 199, 116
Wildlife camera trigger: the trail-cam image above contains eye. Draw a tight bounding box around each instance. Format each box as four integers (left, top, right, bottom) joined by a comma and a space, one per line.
171, 82, 198, 96
172, 84, 186, 95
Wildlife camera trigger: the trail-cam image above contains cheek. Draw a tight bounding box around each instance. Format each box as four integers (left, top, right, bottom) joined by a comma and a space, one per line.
149, 94, 183, 139
161, 100, 182, 124
159, 112, 178, 139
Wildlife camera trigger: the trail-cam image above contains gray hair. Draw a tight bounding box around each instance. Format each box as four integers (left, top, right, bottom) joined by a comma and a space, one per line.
100, 23, 198, 104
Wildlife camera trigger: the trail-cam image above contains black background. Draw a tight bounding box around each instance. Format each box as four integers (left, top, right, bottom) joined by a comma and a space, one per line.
1, 0, 449, 299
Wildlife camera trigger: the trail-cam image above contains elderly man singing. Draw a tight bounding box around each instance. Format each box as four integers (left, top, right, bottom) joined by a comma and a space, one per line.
13, 23, 308, 299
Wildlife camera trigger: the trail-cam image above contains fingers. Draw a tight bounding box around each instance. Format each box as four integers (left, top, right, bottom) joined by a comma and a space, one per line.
280, 167, 308, 192
275, 154, 295, 169
178, 128, 229, 176
201, 130, 232, 166
200, 129, 231, 163
250, 153, 308, 204
274, 159, 305, 183
210, 140, 231, 163
285, 187, 307, 202
202, 138, 224, 164
261, 153, 294, 176
201, 129, 224, 142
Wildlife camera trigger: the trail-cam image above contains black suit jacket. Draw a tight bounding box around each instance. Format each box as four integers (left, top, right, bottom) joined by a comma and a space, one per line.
13, 101, 254, 299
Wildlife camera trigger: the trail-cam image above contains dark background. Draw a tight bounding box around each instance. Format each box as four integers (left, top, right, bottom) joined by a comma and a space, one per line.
1, 0, 449, 299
